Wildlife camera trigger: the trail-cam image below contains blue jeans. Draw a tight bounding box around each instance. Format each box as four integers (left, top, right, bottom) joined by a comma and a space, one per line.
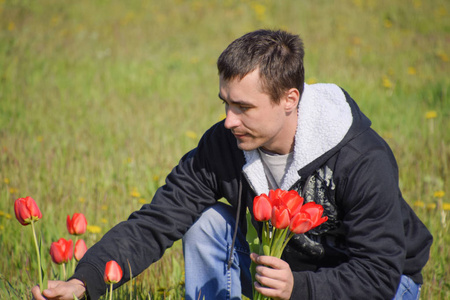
393, 275, 421, 300
182, 202, 252, 300
183, 203, 421, 300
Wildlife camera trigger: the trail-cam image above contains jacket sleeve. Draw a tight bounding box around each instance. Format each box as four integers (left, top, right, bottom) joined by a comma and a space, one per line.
70, 128, 222, 300
290, 146, 406, 300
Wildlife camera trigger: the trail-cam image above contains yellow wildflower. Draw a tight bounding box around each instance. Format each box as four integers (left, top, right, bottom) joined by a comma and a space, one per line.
413, 201, 425, 208
443, 203, 450, 211
306, 78, 318, 84
436, 51, 449, 62
9, 187, 18, 194
87, 225, 102, 234
425, 111, 437, 119
130, 188, 141, 198
153, 175, 159, 182
0, 210, 5, 217
5, 213, 12, 219
139, 198, 147, 204
79, 197, 86, 203
37, 136, 44, 142
250, 2, 266, 22
3, 177, 9, 184
426, 203, 436, 210
101, 205, 108, 211
384, 19, 393, 28
434, 190, 445, 198
8, 21, 15, 31
0, 225, 4, 231
185, 131, 198, 140
101, 218, 107, 224
407, 67, 416, 75
80, 177, 86, 183
382, 76, 393, 89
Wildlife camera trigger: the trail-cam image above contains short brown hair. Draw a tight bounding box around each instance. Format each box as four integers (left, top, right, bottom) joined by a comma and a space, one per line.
217, 29, 305, 103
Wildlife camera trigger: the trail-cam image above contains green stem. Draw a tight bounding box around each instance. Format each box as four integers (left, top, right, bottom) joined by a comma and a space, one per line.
31, 220, 43, 292
109, 283, 113, 300
62, 263, 66, 281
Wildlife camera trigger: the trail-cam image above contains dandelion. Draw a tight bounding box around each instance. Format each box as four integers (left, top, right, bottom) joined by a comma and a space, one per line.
9, 187, 19, 194
436, 51, 449, 62
8, 21, 15, 31
250, 2, 266, 22
101, 205, 108, 211
435, 6, 447, 18
4, 177, 9, 184
407, 67, 417, 75
5, 213, 12, 219
434, 191, 445, 198
306, 78, 318, 84
413, 201, 425, 208
384, 19, 393, 28
0, 225, 4, 231
130, 188, 140, 198
443, 203, 450, 211
87, 225, 102, 234
101, 218, 107, 224
153, 175, 159, 182
185, 130, 198, 140
426, 203, 436, 210
0, 210, 5, 217
425, 111, 437, 119
382, 76, 393, 89
79, 197, 86, 203
138, 198, 147, 204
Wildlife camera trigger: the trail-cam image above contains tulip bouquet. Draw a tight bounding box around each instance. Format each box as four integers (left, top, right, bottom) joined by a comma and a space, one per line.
250, 189, 328, 300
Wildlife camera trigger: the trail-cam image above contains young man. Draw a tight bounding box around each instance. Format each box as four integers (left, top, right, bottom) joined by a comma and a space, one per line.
32, 29, 432, 300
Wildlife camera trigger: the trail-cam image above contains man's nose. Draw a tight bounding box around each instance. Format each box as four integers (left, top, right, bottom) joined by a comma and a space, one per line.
224, 107, 240, 129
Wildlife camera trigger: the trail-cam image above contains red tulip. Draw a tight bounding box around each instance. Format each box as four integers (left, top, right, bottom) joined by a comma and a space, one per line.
253, 193, 273, 222
282, 190, 304, 217
74, 239, 88, 261
300, 202, 328, 228
14, 196, 42, 226
271, 206, 290, 229
67, 213, 87, 235
289, 212, 314, 234
49, 238, 73, 264
104, 260, 123, 284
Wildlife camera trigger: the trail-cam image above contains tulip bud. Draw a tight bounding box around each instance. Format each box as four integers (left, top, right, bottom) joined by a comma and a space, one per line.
74, 239, 88, 261
14, 196, 42, 226
49, 238, 73, 264
67, 213, 88, 235
253, 194, 272, 222
104, 260, 123, 284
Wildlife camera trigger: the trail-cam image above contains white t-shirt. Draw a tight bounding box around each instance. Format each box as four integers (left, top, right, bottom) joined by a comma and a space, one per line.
258, 148, 294, 190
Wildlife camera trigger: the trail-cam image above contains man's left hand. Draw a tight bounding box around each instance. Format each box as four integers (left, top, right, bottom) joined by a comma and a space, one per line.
250, 253, 294, 300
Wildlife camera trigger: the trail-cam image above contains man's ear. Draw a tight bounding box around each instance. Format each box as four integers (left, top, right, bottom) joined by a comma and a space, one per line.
284, 88, 300, 112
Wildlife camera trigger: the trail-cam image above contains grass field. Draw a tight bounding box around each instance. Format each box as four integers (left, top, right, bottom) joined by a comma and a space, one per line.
1, 0, 449, 299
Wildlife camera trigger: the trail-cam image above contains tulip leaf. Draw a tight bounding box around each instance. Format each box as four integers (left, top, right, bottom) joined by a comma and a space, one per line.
38, 232, 48, 291
246, 208, 259, 291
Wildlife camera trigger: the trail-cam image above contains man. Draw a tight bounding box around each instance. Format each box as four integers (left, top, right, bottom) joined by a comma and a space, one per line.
32, 29, 432, 300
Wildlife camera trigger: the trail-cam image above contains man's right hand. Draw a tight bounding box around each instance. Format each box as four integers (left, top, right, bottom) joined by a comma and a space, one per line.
32, 279, 86, 300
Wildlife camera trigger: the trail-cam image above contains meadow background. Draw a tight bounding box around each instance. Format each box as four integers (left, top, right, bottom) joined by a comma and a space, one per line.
1, 0, 449, 299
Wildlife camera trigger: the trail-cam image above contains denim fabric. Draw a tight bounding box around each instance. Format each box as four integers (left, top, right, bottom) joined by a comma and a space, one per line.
393, 275, 421, 300
182, 202, 252, 300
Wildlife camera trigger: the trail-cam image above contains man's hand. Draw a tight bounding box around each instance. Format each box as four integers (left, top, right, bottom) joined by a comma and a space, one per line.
31, 279, 86, 300
250, 253, 294, 300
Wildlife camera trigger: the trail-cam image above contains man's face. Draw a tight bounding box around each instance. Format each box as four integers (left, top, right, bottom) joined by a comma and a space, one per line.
219, 70, 298, 154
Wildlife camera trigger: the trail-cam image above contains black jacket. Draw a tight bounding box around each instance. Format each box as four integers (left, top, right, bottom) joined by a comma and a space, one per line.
72, 83, 432, 300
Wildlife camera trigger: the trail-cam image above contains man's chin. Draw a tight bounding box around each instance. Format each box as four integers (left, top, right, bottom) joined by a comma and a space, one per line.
236, 141, 259, 151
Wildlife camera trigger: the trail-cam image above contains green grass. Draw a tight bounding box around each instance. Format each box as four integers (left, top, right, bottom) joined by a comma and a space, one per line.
0, 0, 449, 299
